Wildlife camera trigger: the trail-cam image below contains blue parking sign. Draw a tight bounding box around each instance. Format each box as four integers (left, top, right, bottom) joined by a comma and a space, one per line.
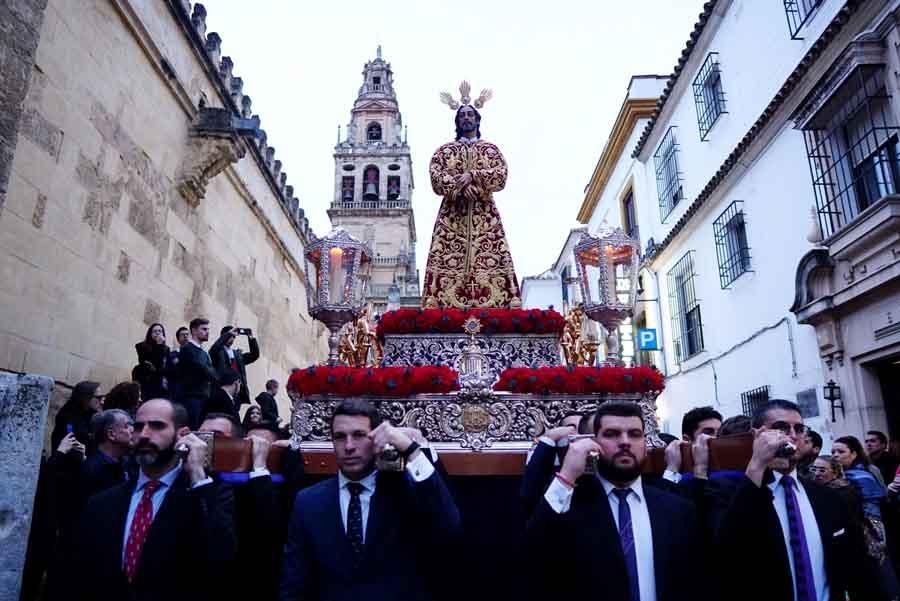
637, 328, 658, 351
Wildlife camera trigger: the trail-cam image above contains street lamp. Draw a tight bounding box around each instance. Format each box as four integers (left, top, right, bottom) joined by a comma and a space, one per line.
823, 379, 843, 422
573, 228, 640, 366
304, 227, 372, 365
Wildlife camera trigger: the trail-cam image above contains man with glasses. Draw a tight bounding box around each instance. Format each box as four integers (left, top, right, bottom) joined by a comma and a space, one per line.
716, 399, 885, 601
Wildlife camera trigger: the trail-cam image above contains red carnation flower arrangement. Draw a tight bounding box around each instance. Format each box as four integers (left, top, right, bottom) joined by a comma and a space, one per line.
376, 307, 565, 339
287, 365, 460, 397
493, 366, 664, 395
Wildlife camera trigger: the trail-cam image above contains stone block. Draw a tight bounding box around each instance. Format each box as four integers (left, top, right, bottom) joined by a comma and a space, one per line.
0, 373, 53, 600
23, 344, 68, 382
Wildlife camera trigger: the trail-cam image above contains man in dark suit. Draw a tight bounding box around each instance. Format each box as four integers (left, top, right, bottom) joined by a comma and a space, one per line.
715, 399, 886, 601
210, 325, 260, 408
280, 398, 461, 601
255, 378, 282, 425
526, 401, 699, 601
199, 412, 282, 601
519, 413, 581, 517
177, 317, 227, 428
71, 398, 236, 601
204, 371, 242, 421
81, 409, 134, 499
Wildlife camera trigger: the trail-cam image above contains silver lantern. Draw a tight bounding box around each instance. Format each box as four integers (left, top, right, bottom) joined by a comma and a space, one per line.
304, 227, 373, 365
573, 228, 639, 366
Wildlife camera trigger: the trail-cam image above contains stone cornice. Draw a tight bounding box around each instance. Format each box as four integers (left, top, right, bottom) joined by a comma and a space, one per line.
577, 98, 658, 224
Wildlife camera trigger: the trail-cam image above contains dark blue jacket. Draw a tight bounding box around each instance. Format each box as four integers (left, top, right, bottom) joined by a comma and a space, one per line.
280, 468, 461, 601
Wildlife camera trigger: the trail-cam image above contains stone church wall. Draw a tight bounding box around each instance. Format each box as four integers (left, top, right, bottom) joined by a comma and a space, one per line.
0, 0, 327, 420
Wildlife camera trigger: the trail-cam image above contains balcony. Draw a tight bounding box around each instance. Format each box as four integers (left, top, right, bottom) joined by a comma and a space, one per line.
329, 199, 410, 211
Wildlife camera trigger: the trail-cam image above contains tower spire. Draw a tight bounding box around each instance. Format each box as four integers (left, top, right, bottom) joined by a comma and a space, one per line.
377, 44, 382, 60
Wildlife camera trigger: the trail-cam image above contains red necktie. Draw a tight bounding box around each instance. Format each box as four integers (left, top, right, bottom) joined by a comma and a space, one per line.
123, 480, 162, 582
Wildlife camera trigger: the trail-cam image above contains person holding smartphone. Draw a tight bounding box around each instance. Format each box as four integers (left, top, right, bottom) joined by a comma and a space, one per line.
210, 325, 259, 409
71, 398, 236, 601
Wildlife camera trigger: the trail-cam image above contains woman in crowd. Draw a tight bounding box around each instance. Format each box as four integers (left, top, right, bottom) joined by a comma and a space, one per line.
102, 381, 141, 416
242, 404, 263, 431
833, 435, 897, 595
133, 323, 171, 400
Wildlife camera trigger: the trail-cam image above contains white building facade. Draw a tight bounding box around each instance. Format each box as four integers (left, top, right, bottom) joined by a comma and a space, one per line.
576, 0, 900, 438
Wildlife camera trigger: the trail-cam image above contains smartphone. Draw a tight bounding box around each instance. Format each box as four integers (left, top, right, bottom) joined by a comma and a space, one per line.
65, 423, 74, 435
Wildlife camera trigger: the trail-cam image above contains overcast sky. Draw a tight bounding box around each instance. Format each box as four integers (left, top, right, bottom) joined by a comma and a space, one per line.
203, 1, 707, 280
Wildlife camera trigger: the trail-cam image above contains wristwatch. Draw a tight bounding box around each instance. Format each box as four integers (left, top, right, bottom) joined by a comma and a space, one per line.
400, 441, 421, 459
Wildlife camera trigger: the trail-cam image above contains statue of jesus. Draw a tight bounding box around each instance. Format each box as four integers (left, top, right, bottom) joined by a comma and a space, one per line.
422, 82, 521, 309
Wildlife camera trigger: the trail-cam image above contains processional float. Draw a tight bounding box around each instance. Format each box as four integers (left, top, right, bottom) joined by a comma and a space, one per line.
288, 83, 666, 469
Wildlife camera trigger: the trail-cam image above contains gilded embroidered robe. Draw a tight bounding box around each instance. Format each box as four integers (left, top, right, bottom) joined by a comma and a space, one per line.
422, 138, 521, 308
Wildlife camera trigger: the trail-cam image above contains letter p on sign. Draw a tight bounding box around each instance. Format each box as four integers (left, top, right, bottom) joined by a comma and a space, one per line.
637, 328, 658, 351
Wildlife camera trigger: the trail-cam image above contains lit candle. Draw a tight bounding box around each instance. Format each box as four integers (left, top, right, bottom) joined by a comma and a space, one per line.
329, 247, 345, 303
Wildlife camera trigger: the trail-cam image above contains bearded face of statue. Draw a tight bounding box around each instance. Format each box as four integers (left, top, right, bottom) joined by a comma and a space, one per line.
455, 105, 481, 139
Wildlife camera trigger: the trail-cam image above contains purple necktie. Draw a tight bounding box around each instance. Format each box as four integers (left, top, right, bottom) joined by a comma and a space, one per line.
781, 475, 817, 601
612, 488, 640, 601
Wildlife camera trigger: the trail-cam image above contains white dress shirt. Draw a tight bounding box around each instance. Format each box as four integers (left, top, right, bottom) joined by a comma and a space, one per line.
337, 452, 435, 542
768, 470, 829, 601
545, 475, 657, 601
525, 437, 565, 465
121, 462, 213, 563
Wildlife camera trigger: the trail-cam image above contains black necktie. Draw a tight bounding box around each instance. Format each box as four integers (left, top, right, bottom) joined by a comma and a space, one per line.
346, 482, 365, 559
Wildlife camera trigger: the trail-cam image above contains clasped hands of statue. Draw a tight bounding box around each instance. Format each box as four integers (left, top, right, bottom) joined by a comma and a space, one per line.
452, 171, 483, 206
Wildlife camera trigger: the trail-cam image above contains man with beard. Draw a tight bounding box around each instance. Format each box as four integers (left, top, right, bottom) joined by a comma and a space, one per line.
178, 317, 229, 428
71, 398, 236, 601
423, 83, 520, 308
715, 399, 885, 601
281, 399, 460, 601
526, 401, 699, 601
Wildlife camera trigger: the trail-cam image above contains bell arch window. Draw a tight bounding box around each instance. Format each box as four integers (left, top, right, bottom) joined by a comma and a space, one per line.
387, 176, 401, 200
363, 166, 379, 200
341, 176, 354, 202
367, 122, 382, 142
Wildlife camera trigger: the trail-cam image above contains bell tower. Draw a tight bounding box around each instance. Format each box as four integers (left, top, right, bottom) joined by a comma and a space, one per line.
328, 47, 420, 315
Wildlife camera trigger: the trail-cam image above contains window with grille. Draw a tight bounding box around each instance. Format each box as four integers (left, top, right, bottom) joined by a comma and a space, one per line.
654, 127, 683, 222
741, 385, 771, 417
693, 53, 727, 141
713, 201, 751, 288
784, 0, 825, 40
802, 66, 900, 239
622, 189, 640, 244
667, 251, 704, 364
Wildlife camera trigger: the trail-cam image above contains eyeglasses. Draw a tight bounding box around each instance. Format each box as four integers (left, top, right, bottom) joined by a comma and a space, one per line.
769, 421, 807, 435
807, 466, 828, 474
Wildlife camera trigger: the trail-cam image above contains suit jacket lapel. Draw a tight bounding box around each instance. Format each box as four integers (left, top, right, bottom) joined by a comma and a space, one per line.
801, 480, 833, 567
327, 478, 355, 568
364, 473, 391, 560
645, 486, 671, 601
110, 481, 136, 571
581, 479, 630, 599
